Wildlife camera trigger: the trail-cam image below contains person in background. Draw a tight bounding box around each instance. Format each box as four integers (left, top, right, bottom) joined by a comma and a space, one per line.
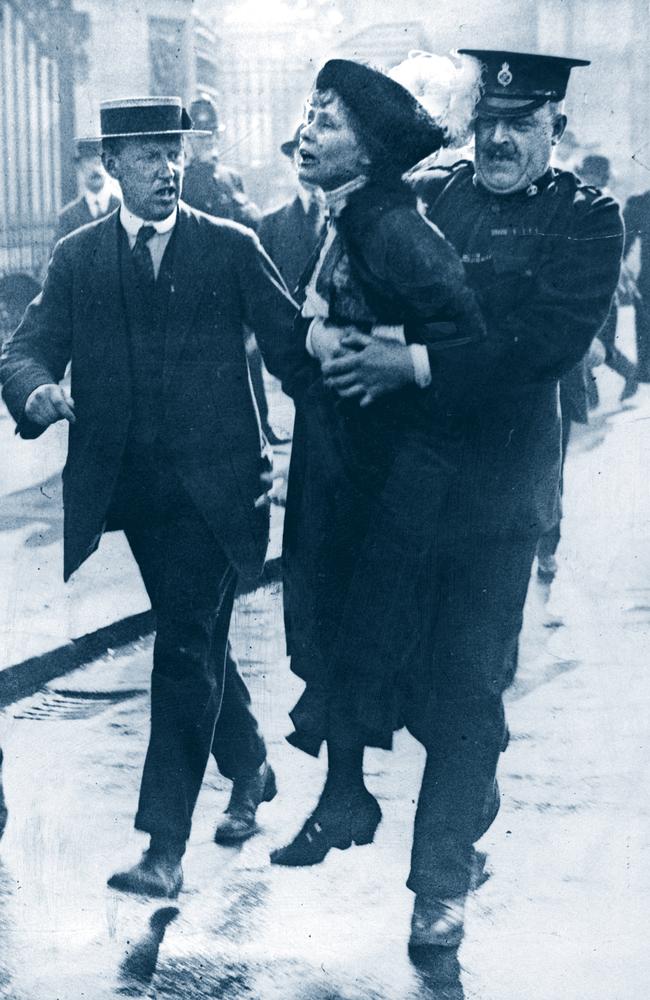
55, 139, 121, 243
258, 126, 325, 294
536, 337, 606, 582
579, 155, 638, 403
182, 95, 261, 229
623, 183, 650, 382
0, 274, 41, 346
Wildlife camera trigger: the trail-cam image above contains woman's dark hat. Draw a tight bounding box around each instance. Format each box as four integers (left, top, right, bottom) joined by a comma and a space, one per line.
315, 59, 446, 173
458, 49, 590, 118
93, 97, 210, 139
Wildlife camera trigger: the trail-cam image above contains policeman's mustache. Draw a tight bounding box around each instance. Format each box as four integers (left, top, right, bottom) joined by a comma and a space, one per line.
485, 144, 518, 161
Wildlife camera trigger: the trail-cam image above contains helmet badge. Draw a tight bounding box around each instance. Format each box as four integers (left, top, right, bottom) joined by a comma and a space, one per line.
497, 62, 513, 87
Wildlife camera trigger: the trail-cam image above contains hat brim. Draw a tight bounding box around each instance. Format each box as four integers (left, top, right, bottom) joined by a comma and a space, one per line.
475, 95, 553, 119
81, 128, 212, 141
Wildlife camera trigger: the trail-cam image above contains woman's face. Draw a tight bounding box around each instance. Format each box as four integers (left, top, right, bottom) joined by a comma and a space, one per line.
298, 89, 370, 191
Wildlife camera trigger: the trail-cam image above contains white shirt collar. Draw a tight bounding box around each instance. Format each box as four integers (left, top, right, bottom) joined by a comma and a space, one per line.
84, 186, 113, 217
323, 175, 368, 218
119, 204, 178, 239
297, 186, 313, 213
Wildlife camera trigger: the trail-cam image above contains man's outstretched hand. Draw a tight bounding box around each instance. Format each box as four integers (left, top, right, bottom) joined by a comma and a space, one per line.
321, 331, 414, 407
24, 384, 76, 428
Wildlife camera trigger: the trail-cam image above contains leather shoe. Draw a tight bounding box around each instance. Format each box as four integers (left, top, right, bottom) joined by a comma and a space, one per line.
214, 761, 277, 844
409, 893, 466, 951
270, 789, 381, 867
108, 846, 183, 899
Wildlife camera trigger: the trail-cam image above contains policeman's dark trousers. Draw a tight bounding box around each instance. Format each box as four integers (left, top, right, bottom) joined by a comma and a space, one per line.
406, 534, 538, 899
536, 414, 572, 560
107, 455, 267, 848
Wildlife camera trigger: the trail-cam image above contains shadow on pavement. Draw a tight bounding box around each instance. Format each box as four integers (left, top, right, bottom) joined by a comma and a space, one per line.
0, 473, 62, 548
117, 905, 179, 995
410, 946, 465, 999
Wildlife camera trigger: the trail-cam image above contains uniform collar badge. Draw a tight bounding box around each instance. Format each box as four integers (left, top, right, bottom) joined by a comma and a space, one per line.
497, 62, 513, 87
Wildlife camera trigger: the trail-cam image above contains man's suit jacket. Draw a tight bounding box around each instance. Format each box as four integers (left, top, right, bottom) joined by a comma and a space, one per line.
258, 195, 324, 295
1, 204, 306, 582
55, 193, 121, 243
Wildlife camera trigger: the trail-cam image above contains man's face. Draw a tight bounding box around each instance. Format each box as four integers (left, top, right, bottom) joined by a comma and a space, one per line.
298, 90, 370, 192
188, 132, 217, 163
78, 154, 107, 195
474, 105, 567, 195
104, 136, 184, 220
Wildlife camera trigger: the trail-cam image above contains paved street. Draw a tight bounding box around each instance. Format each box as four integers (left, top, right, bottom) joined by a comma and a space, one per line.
0, 321, 649, 999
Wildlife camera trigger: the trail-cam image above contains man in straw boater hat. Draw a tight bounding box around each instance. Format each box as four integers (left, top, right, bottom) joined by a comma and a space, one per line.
320, 51, 624, 950
0, 96, 309, 898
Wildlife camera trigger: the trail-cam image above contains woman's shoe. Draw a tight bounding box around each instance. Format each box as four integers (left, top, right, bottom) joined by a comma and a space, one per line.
270, 790, 381, 867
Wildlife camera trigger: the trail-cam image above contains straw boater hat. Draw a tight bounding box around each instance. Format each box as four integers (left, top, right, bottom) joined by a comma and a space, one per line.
92, 96, 210, 139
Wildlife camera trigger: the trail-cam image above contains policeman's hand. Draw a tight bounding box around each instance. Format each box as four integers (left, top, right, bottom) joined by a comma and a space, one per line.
322, 331, 415, 407
24, 384, 76, 428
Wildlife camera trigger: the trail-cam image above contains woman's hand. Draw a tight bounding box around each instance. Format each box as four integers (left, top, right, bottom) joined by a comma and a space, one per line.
322, 331, 415, 407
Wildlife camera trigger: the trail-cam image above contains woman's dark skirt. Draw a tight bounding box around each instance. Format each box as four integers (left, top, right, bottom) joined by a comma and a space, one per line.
282, 378, 458, 756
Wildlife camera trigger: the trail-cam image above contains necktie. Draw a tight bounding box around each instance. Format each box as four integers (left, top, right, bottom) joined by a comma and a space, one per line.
131, 225, 156, 287
93, 199, 101, 218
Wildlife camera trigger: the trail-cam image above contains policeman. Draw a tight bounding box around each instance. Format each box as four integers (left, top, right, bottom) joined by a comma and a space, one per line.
325, 49, 624, 951
406, 48, 625, 951
182, 95, 261, 228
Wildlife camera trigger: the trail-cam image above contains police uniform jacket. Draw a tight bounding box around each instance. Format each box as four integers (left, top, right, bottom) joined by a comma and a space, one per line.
412, 162, 624, 538
182, 160, 261, 229
0, 203, 307, 582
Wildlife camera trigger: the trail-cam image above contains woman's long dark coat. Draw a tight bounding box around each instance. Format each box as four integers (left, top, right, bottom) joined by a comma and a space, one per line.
282, 181, 484, 755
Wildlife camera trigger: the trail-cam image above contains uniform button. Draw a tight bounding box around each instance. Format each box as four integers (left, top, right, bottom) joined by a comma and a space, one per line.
491, 203, 500, 214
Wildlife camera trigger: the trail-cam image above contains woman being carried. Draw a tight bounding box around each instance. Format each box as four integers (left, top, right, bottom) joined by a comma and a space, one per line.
273, 55, 483, 917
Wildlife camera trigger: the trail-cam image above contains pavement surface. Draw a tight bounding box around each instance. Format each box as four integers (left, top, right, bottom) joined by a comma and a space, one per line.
0, 315, 648, 998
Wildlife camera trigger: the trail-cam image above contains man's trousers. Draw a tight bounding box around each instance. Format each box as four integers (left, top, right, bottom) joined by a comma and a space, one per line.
406, 534, 538, 899
107, 451, 267, 847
